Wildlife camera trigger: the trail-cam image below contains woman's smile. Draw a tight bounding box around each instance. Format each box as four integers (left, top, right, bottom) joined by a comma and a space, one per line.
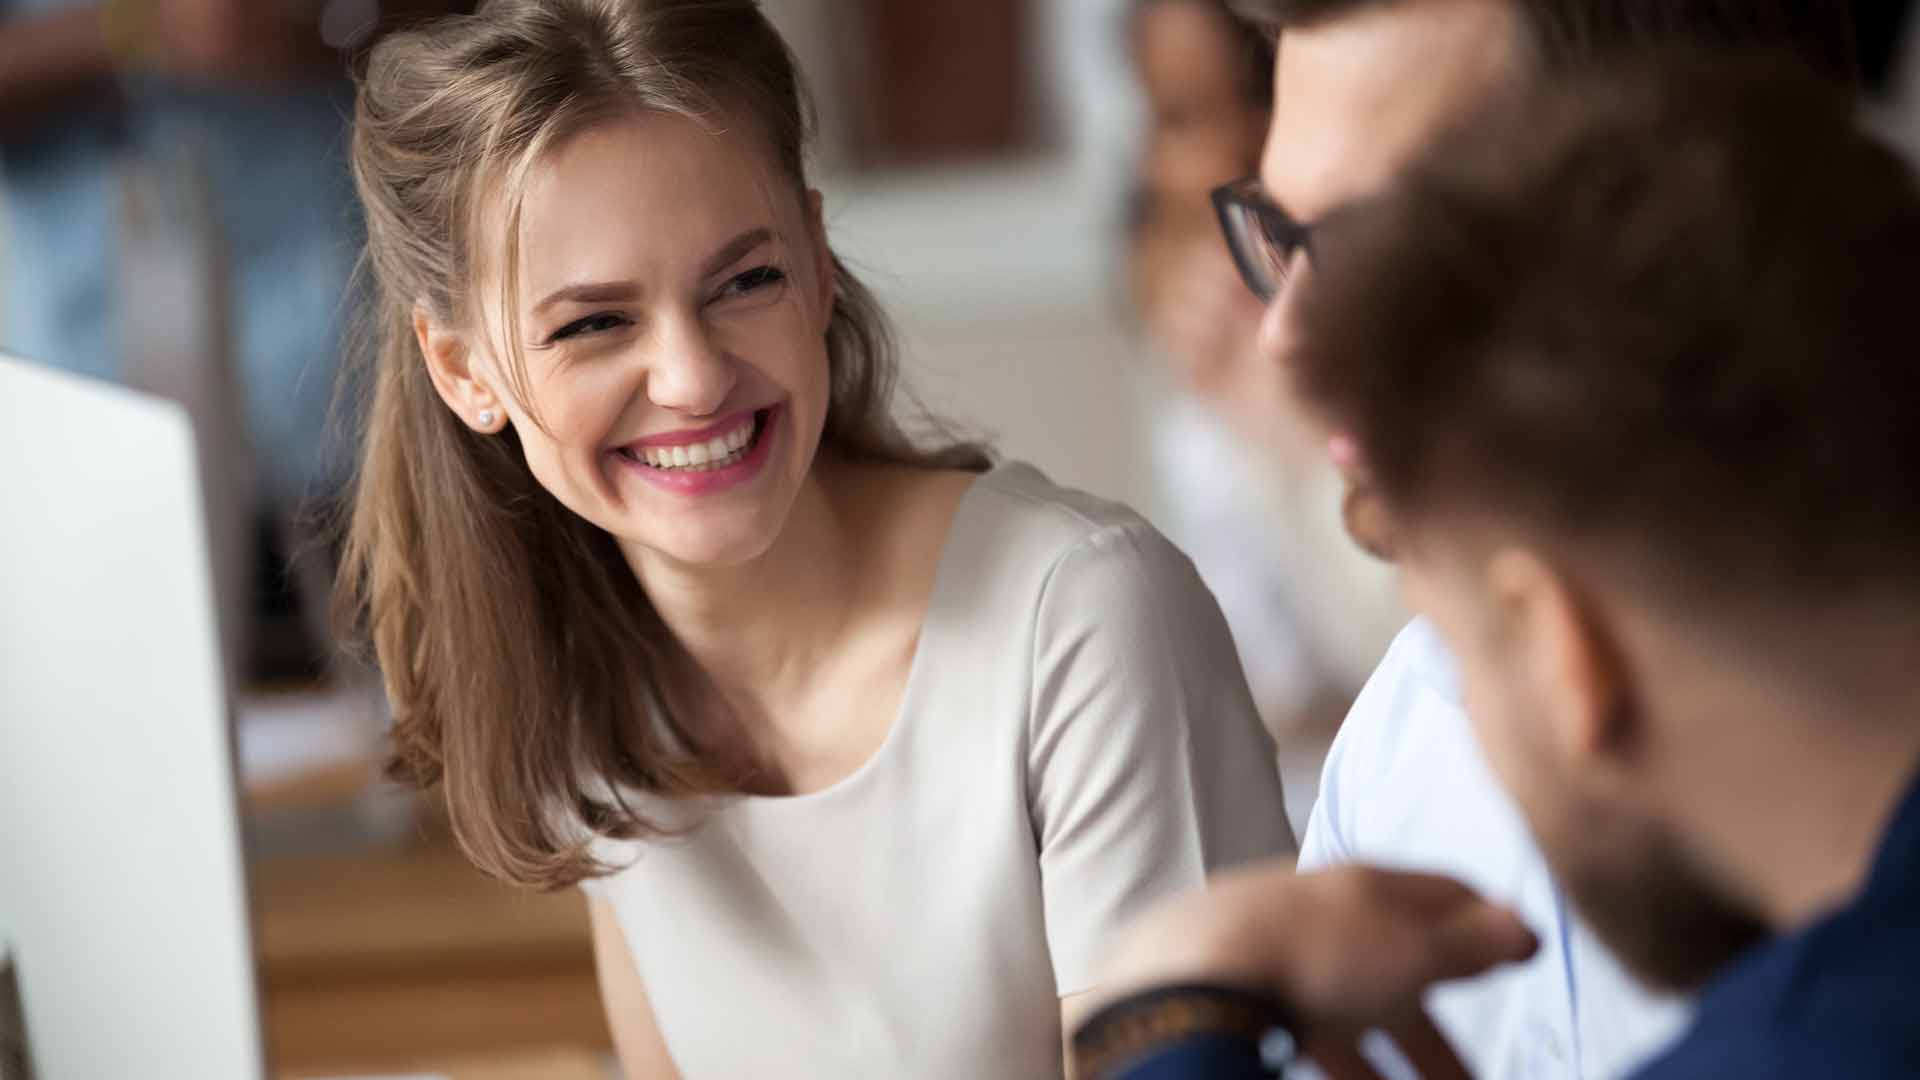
609, 404, 780, 496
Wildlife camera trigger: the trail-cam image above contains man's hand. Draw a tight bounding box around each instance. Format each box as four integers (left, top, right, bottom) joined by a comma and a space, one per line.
1099, 864, 1537, 1075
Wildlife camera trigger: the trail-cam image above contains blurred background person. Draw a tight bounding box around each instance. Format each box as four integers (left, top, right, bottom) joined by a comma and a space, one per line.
0, 0, 463, 683
1123, 0, 1405, 772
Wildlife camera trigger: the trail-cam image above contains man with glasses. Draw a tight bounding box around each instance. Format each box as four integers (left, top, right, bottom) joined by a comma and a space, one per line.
1073, 53, 1920, 1080
1178, 2, 1857, 1078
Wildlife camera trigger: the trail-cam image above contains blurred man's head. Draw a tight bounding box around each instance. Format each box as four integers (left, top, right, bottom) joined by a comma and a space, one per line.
1225, 0, 1856, 556
1287, 57, 1920, 992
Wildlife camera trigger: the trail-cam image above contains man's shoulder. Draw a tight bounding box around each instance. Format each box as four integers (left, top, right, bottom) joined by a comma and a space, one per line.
1313, 618, 1481, 838
1335, 617, 1462, 750
1304, 618, 1539, 884
1635, 1000, 1920, 1080
1636, 897, 1920, 1080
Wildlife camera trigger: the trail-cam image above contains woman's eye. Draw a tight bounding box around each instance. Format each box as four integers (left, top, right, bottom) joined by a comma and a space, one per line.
548, 312, 631, 343
715, 265, 787, 301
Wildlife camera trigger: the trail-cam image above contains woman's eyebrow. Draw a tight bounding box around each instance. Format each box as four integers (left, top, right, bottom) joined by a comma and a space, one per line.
530, 226, 775, 314
700, 226, 774, 277
532, 279, 641, 314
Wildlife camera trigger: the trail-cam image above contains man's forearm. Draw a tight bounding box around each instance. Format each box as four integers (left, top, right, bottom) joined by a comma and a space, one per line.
0, 8, 116, 132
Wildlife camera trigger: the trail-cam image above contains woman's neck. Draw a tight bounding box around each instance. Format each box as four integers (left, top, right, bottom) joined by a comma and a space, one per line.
622, 457, 872, 729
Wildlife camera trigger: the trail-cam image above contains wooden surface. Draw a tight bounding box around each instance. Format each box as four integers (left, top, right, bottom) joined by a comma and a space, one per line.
281, 1047, 610, 1080
252, 823, 613, 1077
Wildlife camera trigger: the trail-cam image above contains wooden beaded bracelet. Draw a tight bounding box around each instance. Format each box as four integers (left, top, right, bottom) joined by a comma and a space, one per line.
1071, 981, 1299, 1078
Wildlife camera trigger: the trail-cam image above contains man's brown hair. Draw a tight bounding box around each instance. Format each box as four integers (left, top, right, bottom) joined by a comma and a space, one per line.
1229, 0, 1858, 86
1290, 56, 1920, 599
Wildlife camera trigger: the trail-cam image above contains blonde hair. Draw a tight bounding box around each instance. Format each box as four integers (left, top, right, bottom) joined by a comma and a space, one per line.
337, 0, 987, 888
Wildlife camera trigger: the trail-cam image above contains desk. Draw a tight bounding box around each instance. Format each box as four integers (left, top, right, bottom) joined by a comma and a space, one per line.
252, 825, 613, 1077
287, 1047, 612, 1080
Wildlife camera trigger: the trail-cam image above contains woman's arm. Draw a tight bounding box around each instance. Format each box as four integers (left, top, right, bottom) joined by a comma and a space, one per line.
1063, 990, 1098, 1078
587, 896, 683, 1080
1027, 521, 1297, 1015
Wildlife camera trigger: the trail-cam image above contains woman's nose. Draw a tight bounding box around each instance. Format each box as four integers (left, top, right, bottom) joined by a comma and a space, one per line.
645, 312, 736, 417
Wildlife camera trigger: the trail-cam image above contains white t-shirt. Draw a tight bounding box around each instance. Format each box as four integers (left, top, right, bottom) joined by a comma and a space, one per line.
1302, 618, 1691, 1079
581, 462, 1297, 1077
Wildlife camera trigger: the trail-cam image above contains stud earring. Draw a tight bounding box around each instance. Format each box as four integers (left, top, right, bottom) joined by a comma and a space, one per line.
478, 409, 496, 429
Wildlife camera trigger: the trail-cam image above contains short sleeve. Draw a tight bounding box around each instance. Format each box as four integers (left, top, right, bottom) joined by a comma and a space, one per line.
1027, 523, 1296, 995
1296, 727, 1355, 871
1297, 618, 1431, 872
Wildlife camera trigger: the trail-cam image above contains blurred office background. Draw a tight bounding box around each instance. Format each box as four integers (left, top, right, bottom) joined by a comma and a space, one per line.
3, 1, 1918, 1076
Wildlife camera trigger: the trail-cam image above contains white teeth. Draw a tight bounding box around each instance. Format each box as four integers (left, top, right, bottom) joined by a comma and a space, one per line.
627, 415, 758, 471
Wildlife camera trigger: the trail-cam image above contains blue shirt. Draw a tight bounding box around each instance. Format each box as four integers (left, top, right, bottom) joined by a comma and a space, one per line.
1300, 619, 1689, 1078
1632, 768, 1920, 1079
1109, 633, 1920, 1080
1, 0, 359, 502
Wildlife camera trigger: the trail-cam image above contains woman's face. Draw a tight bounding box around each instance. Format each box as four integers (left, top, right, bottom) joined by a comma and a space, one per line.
1136, 0, 1267, 201
466, 111, 835, 572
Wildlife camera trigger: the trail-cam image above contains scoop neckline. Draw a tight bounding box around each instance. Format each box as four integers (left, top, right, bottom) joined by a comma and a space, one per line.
736, 462, 1009, 809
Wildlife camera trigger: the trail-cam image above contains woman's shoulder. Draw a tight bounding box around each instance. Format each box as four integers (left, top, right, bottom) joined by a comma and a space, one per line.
967, 459, 1147, 539
946, 460, 1201, 609
971, 461, 1178, 557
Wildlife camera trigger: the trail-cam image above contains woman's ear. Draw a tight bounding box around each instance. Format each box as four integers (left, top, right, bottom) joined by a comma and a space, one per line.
1487, 548, 1635, 771
414, 306, 506, 432
804, 188, 835, 328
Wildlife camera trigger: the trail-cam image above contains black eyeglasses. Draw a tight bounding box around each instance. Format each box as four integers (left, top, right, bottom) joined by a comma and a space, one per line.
1211, 177, 1314, 304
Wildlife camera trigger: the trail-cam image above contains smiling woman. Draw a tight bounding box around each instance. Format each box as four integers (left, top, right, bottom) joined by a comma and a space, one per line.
334, 1, 1294, 1076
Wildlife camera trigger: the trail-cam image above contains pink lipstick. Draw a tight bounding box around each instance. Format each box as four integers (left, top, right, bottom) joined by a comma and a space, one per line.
611, 405, 779, 496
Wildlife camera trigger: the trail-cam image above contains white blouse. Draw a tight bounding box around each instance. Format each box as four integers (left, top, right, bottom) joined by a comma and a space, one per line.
582, 462, 1296, 1077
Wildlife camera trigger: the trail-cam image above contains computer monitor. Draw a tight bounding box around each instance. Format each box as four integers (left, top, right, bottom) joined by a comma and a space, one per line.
0, 355, 264, 1079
